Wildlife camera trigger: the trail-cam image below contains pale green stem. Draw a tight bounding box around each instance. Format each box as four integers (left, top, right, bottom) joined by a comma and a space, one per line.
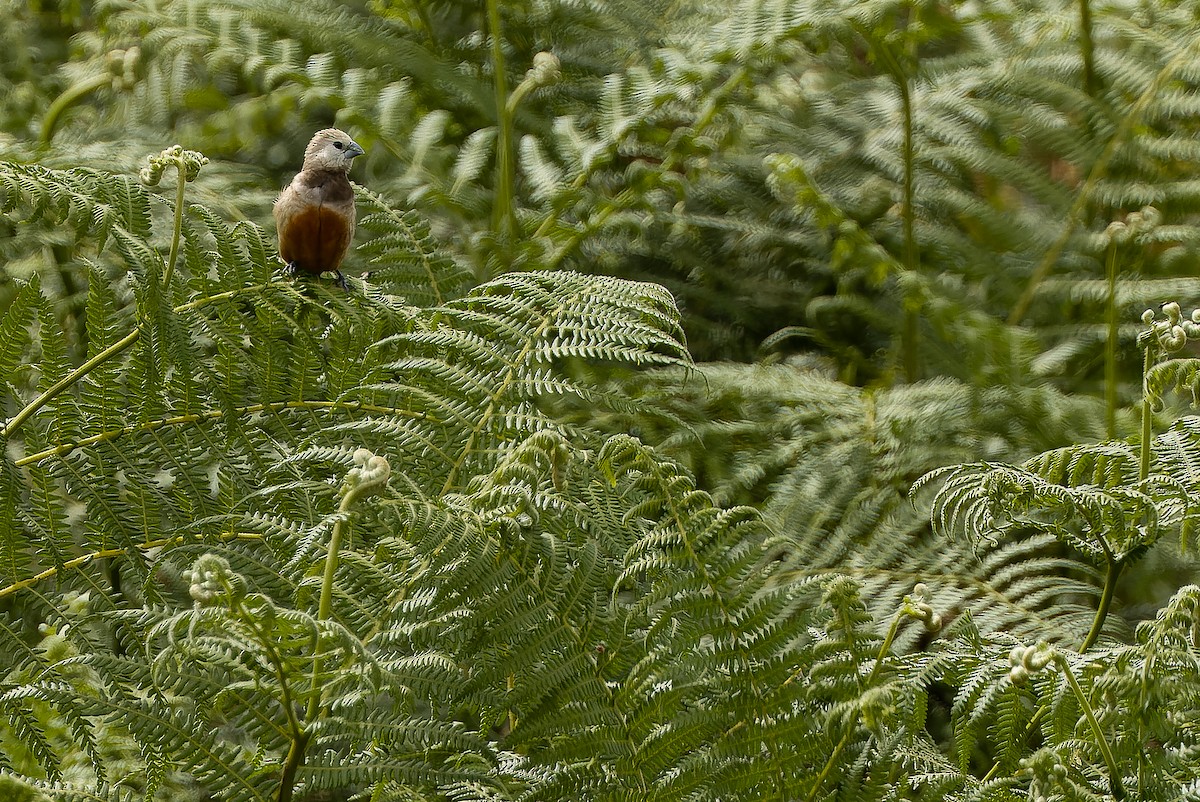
1, 157, 191, 439
1010, 39, 1200, 324
15, 399, 433, 469
289, 483, 367, 800
40, 73, 112, 145
163, 162, 187, 289
1104, 244, 1119, 438
486, 0, 515, 258
805, 608, 906, 802
305, 495, 353, 723
1, 328, 140, 438
982, 544, 1124, 784
1081, 552, 1122, 653
506, 78, 536, 117
1140, 342, 1155, 482
1079, 0, 1098, 97
0, 532, 261, 600
236, 598, 307, 802
277, 731, 310, 802
877, 43, 920, 383
305, 473, 386, 722
1056, 653, 1127, 800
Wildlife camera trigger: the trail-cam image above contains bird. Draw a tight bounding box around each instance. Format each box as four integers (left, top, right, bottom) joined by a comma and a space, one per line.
273, 128, 366, 289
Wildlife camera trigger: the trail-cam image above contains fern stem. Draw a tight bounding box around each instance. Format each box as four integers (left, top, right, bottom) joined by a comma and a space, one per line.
867, 607, 904, 687
0, 327, 141, 439
486, 0, 516, 257
0, 532, 262, 600
277, 731, 310, 802
163, 158, 188, 290
4, 280, 436, 447
15, 400, 439, 468
877, 42, 920, 382
306, 465, 388, 722
1056, 654, 1127, 800
1, 156, 192, 440
1139, 342, 1156, 482
291, 493, 355, 794
1081, 556, 1122, 652
40, 73, 112, 145
315, 510, 351, 630
983, 552, 1125, 784
243, 602, 307, 743
2, 279, 380, 444
1009, 38, 1200, 324
1104, 242, 1119, 438
237, 598, 310, 802
171, 283, 273, 314
306, 506, 351, 725
804, 607, 904, 802
1078, 0, 1098, 97
439, 283, 572, 493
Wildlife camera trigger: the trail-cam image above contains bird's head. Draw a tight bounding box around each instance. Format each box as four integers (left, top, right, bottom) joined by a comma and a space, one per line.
302, 128, 366, 172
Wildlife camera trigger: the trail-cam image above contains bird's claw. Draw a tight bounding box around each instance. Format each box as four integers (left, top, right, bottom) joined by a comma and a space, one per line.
282, 261, 299, 276
335, 270, 348, 291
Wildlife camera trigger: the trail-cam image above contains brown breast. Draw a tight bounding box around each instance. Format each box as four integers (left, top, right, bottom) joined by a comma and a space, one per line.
278, 206, 353, 274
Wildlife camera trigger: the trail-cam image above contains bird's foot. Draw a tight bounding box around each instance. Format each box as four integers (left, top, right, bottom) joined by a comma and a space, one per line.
334, 270, 348, 291
282, 261, 300, 277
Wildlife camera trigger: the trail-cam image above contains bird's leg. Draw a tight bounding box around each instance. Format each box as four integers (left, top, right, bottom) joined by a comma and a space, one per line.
282, 260, 300, 276
334, 270, 348, 291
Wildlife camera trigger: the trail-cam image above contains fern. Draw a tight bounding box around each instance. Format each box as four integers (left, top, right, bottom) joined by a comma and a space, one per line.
562, 360, 1115, 648
0, 153, 707, 798
13, 1, 1200, 800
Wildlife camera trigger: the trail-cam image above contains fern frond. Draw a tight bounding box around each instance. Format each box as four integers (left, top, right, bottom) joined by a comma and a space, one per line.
355, 185, 476, 306
0, 163, 152, 264
919, 414, 1200, 566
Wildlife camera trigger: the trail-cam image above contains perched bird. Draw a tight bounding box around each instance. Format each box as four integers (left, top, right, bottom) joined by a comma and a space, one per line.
273, 128, 365, 288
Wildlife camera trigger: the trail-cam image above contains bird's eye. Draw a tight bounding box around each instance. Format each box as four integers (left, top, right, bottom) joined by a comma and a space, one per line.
333, 141, 344, 150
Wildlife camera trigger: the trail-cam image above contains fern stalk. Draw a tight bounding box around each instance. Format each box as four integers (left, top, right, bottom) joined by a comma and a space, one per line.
0, 153, 192, 439
280, 454, 390, 801
162, 153, 187, 289
804, 603, 906, 802
1, 327, 141, 438
1057, 653, 1127, 800
984, 549, 1125, 785
877, 41, 920, 383
40, 73, 113, 144
1081, 557, 1122, 653
1140, 343, 1155, 482
307, 484, 361, 720
1105, 243, 1119, 438
1009, 37, 1200, 324
487, 0, 516, 258
15, 399, 427, 468
1078, 0, 1098, 96
0, 532, 262, 600
307, 451, 391, 722
239, 598, 309, 802
277, 733, 310, 802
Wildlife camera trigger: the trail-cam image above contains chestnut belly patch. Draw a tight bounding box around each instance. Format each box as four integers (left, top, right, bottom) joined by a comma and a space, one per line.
279, 206, 352, 274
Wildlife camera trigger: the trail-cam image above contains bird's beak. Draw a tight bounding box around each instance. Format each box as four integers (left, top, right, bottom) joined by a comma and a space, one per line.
346, 140, 366, 159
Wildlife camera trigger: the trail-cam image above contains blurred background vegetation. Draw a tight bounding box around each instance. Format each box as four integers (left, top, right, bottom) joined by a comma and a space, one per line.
7, 0, 1200, 640
5, 0, 1200, 794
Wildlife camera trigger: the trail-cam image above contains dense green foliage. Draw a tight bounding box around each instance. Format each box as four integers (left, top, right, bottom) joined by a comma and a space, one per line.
6, 0, 1200, 800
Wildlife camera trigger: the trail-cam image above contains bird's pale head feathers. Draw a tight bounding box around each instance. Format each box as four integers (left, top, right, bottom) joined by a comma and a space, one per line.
302, 128, 365, 172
